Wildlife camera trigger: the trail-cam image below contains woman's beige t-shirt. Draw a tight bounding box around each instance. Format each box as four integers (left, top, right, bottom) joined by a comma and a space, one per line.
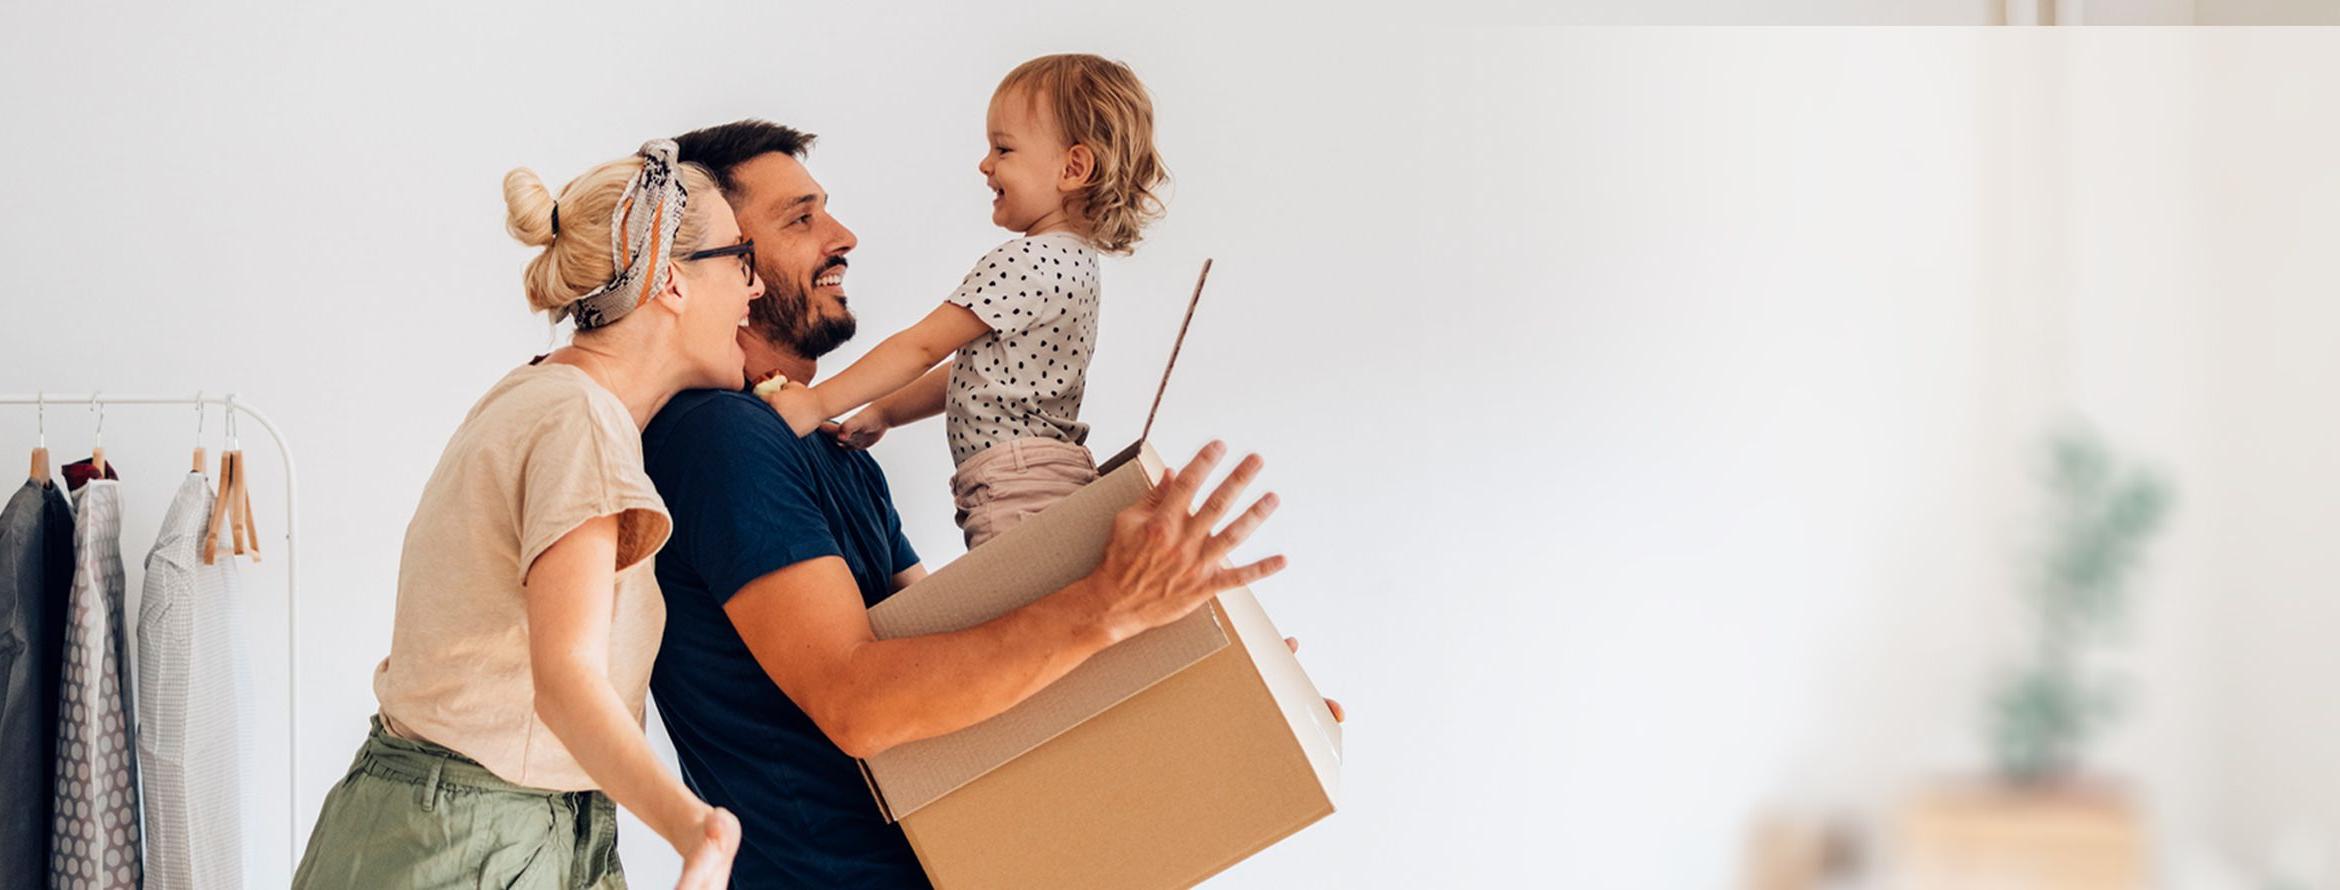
372, 362, 671, 791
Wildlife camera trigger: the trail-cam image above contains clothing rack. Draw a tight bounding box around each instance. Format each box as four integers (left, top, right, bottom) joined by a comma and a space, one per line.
0, 392, 302, 871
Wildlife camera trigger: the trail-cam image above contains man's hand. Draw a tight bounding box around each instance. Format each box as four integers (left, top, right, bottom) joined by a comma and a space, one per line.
1285, 637, 1346, 723
1077, 441, 1286, 645
828, 408, 890, 450
753, 374, 828, 438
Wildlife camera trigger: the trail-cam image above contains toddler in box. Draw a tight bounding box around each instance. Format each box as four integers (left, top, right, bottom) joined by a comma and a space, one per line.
758, 53, 1169, 548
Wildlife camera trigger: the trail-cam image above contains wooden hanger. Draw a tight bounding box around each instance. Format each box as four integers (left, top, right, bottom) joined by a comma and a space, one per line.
202, 399, 261, 565
192, 395, 208, 475
88, 396, 105, 478
241, 451, 261, 560
204, 447, 233, 565
28, 392, 47, 484
233, 450, 259, 560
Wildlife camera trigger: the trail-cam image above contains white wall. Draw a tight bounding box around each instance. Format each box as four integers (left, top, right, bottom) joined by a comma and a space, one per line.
2192, 30, 2340, 877
4, 6, 2339, 888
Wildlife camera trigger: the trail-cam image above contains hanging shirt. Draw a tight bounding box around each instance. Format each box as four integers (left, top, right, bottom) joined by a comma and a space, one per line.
138, 472, 253, 890
0, 478, 74, 879
52, 476, 142, 890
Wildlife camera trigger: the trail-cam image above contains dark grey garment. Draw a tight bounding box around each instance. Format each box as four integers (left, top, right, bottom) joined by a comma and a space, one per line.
0, 478, 74, 879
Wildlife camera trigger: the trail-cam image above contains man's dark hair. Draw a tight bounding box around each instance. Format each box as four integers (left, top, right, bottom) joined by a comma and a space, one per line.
674, 120, 817, 196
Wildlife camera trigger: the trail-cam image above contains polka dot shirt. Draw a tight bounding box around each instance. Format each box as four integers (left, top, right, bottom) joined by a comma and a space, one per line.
945, 232, 1101, 464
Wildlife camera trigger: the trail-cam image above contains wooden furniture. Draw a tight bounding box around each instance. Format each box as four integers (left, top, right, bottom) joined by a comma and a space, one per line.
1897, 781, 2145, 889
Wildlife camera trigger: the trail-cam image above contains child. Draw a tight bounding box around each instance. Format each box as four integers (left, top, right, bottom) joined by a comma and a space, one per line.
760, 53, 1168, 548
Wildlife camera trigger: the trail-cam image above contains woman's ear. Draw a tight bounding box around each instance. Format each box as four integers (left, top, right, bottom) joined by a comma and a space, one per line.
653, 260, 691, 316
1058, 144, 1096, 193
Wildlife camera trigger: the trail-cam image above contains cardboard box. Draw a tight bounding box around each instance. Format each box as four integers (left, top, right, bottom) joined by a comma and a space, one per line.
861, 439, 1344, 888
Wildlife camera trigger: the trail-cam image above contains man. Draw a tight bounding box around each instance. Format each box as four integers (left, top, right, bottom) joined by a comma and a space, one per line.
644, 120, 1309, 887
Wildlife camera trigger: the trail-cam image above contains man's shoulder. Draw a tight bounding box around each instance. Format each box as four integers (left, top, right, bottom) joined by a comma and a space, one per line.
650, 388, 777, 440
644, 388, 815, 467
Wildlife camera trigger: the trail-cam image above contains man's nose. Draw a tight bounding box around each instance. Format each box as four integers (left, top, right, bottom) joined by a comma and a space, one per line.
828, 218, 857, 256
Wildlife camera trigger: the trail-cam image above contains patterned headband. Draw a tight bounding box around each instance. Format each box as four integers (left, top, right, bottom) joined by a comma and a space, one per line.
562, 139, 689, 331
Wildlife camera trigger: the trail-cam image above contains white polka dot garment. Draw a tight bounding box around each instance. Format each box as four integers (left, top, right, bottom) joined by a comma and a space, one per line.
944, 233, 1100, 464
53, 480, 142, 890
137, 473, 252, 890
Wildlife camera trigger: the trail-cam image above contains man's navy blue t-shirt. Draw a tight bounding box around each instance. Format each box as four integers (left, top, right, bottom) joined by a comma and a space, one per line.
641, 389, 930, 888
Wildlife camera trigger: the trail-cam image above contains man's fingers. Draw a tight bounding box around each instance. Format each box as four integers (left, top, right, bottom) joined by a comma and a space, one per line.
1136, 468, 1175, 511
1325, 698, 1345, 723
1284, 636, 1300, 654
1159, 441, 1226, 519
1199, 492, 1278, 565
1193, 453, 1264, 530
1209, 553, 1287, 591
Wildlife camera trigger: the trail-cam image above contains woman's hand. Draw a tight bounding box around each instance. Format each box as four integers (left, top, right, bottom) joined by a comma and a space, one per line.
753, 374, 828, 438
674, 806, 739, 890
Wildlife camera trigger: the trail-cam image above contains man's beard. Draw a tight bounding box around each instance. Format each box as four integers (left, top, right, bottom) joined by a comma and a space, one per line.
750, 259, 857, 359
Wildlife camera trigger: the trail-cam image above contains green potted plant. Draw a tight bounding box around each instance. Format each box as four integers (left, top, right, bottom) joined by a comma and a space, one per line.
1987, 429, 2172, 784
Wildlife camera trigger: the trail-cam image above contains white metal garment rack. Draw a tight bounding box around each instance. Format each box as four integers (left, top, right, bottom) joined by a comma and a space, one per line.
0, 392, 302, 871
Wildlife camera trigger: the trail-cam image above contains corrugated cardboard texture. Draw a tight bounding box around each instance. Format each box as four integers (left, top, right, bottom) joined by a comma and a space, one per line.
862, 442, 1230, 820
900, 592, 1337, 890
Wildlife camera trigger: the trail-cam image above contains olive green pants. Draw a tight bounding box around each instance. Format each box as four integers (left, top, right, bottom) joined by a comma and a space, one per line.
292, 716, 625, 889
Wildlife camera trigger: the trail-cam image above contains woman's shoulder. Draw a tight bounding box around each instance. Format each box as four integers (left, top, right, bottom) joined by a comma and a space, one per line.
489, 361, 611, 409
461, 362, 633, 446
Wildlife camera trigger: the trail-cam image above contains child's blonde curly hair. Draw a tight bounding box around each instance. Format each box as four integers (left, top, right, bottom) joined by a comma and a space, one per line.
997, 54, 1168, 255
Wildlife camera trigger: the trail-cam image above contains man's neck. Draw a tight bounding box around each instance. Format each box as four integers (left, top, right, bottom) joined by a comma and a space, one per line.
739, 329, 817, 388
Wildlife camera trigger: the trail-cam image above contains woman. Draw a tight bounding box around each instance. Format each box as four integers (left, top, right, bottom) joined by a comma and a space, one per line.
293, 140, 761, 889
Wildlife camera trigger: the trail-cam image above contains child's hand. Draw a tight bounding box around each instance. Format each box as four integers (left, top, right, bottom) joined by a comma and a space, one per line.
830, 409, 890, 450
753, 374, 828, 438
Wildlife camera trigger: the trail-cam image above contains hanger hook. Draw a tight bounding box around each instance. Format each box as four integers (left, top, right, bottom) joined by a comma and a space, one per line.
225, 393, 239, 447
90, 393, 103, 446
34, 391, 44, 446
195, 391, 207, 440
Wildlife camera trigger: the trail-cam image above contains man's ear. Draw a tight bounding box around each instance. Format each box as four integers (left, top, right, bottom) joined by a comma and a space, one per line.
1058, 144, 1096, 193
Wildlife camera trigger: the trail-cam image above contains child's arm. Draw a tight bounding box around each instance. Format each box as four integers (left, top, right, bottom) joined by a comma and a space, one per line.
764, 304, 990, 436
830, 361, 952, 450
874, 361, 952, 426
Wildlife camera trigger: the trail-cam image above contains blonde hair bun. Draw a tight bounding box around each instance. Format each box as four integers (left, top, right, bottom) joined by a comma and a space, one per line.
502, 167, 558, 249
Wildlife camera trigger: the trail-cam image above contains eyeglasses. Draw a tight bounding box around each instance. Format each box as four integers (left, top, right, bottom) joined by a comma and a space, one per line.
681, 239, 757, 286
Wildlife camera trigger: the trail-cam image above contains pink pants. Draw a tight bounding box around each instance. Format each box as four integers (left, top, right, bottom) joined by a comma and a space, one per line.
951, 436, 1100, 549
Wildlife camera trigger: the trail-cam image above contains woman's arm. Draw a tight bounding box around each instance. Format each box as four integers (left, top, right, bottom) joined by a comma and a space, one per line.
764, 303, 990, 436
525, 514, 727, 865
